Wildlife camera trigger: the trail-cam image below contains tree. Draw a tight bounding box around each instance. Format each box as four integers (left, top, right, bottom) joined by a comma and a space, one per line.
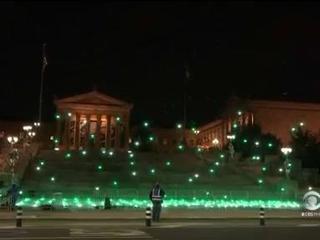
290, 127, 320, 171
232, 124, 281, 159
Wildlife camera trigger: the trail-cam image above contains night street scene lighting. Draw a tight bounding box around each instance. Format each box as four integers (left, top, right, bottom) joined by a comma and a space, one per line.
0, 2, 320, 239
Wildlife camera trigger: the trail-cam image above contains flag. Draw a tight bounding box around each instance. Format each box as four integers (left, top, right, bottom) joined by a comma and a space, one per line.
42, 43, 48, 71
185, 65, 190, 80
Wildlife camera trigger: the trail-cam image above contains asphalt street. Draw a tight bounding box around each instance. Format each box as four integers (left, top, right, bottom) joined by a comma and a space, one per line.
0, 219, 319, 239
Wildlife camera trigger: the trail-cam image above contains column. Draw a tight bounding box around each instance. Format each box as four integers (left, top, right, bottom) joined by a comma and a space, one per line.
75, 113, 80, 150
124, 114, 130, 149
85, 114, 91, 148
106, 115, 111, 148
63, 117, 70, 150
95, 114, 101, 148
115, 119, 120, 150
56, 112, 62, 146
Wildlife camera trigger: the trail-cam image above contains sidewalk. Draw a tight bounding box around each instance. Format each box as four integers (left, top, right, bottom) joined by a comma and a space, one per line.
0, 208, 314, 220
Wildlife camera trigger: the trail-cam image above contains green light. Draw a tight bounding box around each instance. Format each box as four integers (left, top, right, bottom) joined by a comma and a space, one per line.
131, 171, 137, 176
288, 163, 292, 167
129, 153, 134, 158
194, 173, 199, 178
233, 123, 238, 129
252, 155, 260, 160
130, 161, 135, 166
109, 151, 114, 156
255, 141, 260, 146
97, 165, 103, 170
215, 162, 220, 166
134, 141, 140, 147
258, 178, 263, 184
176, 123, 183, 129
237, 111, 242, 116
116, 117, 121, 122
40, 161, 45, 166
209, 168, 214, 173
243, 139, 248, 143
81, 150, 87, 156
166, 161, 171, 166
50, 177, 55, 182
224, 195, 228, 199
113, 181, 118, 186
261, 166, 267, 172
65, 153, 71, 159
178, 144, 184, 150
281, 187, 285, 192
143, 121, 149, 127
188, 177, 193, 183
220, 154, 224, 158
149, 136, 154, 142
299, 122, 304, 126
197, 147, 202, 152
15, 197, 301, 209
54, 139, 59, 144
278, 168, 284, 173
150, 169, 155, 174
95, 186, 100, 191
19, 191, 23, 195
206, 191, 210, 196
101, 149, 107, 155
291, 127, 296, 132
67, 112, 72, 117
36, 166, 41, 171
308, 186, 313, 191
90, 134, 95, 139
50, 136, 54, 141
268, 143, 273, 147
55, 114, 61, 120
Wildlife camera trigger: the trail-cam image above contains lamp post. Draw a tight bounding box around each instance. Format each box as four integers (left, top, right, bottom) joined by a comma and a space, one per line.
281, 147, 292, 180
7, 136, 19, 184
227, 134, 236, 162
212, 138, 219, 149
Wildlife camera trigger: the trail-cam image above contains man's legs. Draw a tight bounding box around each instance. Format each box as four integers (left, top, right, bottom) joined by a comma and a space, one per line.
152, 202, 157, 221
155, 202, 161, 222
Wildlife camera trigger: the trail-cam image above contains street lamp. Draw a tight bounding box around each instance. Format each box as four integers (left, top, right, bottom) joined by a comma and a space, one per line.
227, 134, 236, 140
7, 136, 18, 145
281, 147, 292, 180
22, 125, 32, 132
212, 138, 219, 148
28, 131, 36, 138
6, 135, 19, 184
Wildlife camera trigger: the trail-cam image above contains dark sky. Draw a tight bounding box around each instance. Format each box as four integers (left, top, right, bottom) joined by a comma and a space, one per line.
1, 2, 320, 127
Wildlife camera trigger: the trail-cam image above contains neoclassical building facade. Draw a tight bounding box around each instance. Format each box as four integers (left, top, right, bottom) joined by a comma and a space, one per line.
54, 91, 133, 150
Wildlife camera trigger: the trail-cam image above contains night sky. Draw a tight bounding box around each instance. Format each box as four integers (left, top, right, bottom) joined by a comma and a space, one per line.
1, 2, 320, 127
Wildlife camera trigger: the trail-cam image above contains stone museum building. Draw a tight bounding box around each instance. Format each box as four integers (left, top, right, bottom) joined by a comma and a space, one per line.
54, 91, 133, 150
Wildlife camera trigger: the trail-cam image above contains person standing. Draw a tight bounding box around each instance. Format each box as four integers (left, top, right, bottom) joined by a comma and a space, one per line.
149, 182, 165, 222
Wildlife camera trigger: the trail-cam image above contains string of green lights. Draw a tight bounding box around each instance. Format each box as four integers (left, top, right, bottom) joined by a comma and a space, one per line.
16, 197, 300, 209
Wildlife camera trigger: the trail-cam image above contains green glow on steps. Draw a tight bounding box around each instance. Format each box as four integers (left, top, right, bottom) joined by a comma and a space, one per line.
16, 197, 300, 209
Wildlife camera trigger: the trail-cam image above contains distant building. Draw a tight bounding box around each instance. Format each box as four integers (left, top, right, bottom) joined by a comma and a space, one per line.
54, 90, 133, 150
196, 99, 320, 148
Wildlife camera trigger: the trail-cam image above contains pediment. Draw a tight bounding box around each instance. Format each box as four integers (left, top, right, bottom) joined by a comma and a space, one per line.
55, 91, 132, 108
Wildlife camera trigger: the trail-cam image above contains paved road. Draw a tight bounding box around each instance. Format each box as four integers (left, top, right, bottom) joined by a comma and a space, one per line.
0, 220, 319, 239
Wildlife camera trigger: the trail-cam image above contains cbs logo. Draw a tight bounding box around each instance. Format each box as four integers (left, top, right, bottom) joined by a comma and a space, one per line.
303, 191, 320, 211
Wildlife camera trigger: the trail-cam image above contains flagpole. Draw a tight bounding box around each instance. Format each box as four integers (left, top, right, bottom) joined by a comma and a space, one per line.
38, 43, 47, 124
183, 64, 189, 144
